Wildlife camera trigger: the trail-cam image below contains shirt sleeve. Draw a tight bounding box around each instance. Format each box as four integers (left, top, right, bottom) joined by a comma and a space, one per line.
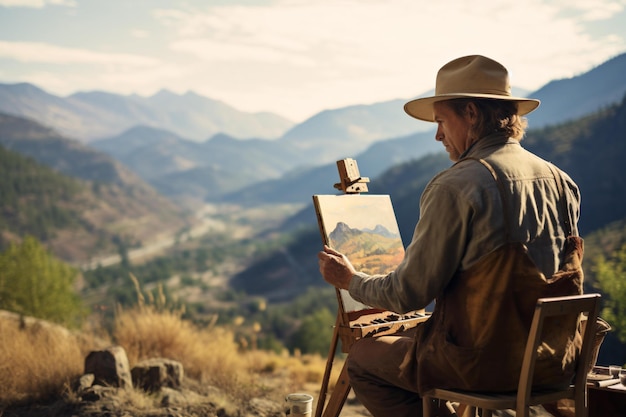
348, 178, 473, 313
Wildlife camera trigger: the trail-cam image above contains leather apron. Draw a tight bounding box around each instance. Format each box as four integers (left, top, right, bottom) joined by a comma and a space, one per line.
401, 158, 584, 394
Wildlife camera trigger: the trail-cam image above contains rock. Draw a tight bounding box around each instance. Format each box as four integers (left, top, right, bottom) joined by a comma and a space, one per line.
84, 346, 132, 389
131, 357, 184, 391
73, 373, 95, 393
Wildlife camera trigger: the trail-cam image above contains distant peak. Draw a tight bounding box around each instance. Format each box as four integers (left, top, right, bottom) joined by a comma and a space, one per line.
152, 88, 177, 97
2, 82, 45, 94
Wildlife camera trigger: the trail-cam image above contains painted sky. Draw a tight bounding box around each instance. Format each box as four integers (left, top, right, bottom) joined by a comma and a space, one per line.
1, 0, 625, 122
316, 195, 400, 234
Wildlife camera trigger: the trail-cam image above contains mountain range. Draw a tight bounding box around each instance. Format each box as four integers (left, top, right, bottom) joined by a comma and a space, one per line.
1, 51, 626, 265
1, 52, 625, 208
0, 85, 293, 142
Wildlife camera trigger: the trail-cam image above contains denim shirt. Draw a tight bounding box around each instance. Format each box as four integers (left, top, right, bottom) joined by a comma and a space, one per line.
348, 132, 581, 314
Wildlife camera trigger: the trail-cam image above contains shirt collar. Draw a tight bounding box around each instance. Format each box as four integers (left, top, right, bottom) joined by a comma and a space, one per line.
458, 132, 516, 160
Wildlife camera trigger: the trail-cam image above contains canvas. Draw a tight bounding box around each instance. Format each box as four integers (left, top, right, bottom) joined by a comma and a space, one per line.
313, 194, 405, 313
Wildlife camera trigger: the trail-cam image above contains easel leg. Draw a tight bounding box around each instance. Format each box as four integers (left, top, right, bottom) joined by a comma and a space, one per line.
321, 362, 351, 417
315, 315, 341, 417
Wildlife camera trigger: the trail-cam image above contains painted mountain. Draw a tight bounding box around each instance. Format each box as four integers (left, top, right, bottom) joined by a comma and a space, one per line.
328, 221, 404, 276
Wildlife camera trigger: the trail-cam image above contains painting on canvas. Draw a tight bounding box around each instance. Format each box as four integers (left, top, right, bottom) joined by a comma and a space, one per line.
313, 194, 404, 312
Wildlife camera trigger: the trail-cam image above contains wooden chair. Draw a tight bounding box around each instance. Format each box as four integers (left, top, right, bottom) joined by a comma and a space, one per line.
422, 293, 602, 417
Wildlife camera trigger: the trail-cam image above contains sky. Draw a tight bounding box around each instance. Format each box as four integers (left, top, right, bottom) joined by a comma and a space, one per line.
1, 0, 625, 122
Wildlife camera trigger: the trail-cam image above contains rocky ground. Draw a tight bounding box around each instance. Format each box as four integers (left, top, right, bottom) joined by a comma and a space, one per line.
0, 378, 371, 417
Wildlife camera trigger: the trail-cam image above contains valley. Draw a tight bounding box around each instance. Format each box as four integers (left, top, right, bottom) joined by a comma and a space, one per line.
77, 201, 312, 315
79, 202, 303, 270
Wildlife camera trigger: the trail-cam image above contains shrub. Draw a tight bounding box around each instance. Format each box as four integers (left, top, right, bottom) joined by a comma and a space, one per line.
0, 236, 85, 327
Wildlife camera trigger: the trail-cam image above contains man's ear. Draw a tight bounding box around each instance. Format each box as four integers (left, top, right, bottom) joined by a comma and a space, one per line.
465, 102, 479, 122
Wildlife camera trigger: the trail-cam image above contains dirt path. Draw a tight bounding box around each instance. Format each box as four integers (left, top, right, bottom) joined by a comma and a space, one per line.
79, 202, 302, 271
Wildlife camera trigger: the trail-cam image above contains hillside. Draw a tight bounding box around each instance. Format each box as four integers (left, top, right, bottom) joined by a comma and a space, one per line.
0, 145, 84, 246
529, 52, 626, 129
221, 129, 441, 206
523, 95, 626, 235
0, 118, 192, 264
277, 99, 433, 160
0, 113, 153, 187
91, 129, 308, 203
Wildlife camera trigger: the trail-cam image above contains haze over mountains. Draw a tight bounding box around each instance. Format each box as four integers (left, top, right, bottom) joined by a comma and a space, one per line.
1, 52, 626, 263
2, 52, 626, 209
0, 85, 293, 142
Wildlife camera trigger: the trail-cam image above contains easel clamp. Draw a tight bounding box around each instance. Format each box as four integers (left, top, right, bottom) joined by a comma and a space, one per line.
333, 158, 369, 194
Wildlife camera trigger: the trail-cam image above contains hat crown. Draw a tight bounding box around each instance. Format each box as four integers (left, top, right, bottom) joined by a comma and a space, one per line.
404, 54, 540, 122
435, 55, 512, 97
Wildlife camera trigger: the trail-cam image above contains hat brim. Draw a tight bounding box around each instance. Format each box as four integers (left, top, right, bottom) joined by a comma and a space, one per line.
404, 93, 541, 122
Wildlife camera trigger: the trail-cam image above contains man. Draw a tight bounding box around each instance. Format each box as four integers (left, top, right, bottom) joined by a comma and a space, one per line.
317, 55, 584, 417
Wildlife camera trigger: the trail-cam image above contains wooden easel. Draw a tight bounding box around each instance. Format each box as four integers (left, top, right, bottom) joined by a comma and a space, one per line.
313, 159, 429, 417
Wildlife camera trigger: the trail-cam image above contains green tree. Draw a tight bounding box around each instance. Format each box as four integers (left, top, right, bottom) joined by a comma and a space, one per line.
288, 307, 335, 356
0, 236, 85, 327
592, 243, 626, 343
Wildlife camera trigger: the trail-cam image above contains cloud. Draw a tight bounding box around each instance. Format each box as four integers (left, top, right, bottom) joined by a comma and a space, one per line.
130, 29, 150, 39
1, 0, 624, 120
557, 0, 626, 21
0, 41, 159, 66
0, 0, 76, 8
152, 0, 626, 100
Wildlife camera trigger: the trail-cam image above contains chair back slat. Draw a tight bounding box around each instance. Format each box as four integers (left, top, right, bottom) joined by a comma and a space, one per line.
517, 294, 601, 416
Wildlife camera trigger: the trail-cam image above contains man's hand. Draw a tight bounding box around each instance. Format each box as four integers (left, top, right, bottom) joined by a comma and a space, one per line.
317, 245, 357, 290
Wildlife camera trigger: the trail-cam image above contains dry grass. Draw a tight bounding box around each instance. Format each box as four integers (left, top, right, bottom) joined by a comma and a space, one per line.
115, 301, 256, 396
0, 312, 96, 405
0, 277, 339, 409
113, 279, 338, 403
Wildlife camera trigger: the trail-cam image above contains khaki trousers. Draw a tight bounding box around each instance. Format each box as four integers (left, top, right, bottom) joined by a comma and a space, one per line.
346, 327, 427, 417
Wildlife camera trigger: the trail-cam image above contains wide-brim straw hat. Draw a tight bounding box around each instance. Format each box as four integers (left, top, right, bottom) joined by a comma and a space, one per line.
404, 55, 540, 122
